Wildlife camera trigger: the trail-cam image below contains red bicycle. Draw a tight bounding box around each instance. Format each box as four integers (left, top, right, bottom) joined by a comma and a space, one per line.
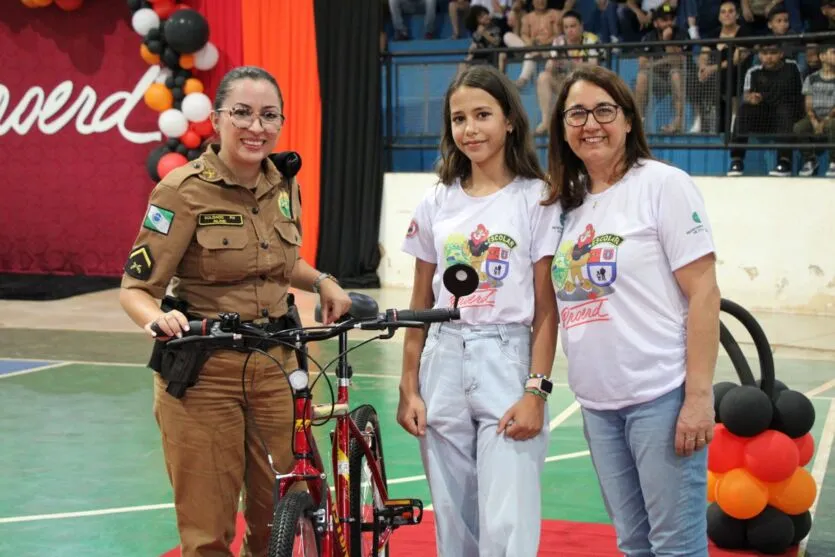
161, 264, 478, 556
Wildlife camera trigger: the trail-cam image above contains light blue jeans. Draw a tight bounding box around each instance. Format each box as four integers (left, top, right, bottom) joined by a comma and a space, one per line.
418, 322, 549, 557
581, 385, 708, 557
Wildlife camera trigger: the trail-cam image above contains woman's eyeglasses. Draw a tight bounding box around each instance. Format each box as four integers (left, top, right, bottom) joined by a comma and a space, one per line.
563, 104, 620, 127
217, 106, 285, 131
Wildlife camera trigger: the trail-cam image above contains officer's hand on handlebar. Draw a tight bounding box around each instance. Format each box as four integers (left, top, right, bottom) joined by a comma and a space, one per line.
145, 310, 190, 339
318, 280, 353, 325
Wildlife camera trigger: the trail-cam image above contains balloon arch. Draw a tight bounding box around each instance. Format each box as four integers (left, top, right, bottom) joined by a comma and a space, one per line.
127, 0, 220, 182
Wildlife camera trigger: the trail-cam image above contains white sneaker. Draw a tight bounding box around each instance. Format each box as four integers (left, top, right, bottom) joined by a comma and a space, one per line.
799, 159, 818, 177
827, 162, 835, 177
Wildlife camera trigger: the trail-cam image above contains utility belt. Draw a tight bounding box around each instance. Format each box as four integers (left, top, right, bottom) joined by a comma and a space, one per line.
149, 294, 306, 399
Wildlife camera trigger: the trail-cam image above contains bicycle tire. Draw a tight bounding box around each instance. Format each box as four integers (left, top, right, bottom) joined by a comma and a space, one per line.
267, 491, 320, 557
348, 405, 390, 557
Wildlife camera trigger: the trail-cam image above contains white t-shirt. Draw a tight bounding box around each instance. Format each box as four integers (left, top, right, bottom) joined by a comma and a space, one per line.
550, 160, 716, 410
402, 177, 562, 326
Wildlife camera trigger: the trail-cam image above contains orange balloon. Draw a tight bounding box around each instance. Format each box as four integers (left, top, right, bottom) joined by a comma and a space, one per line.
140, 44, 160, 66
768, 467, 817, 515
716, 468, 768, 520
183, 78, 204, 96
179, 54, 195, 70
144, 83, 174, 112
707, 471, 723, 503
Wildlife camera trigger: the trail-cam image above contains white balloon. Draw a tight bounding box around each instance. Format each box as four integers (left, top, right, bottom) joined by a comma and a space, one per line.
155, 67, 173, 84
158, 109, 189, 138
193, 42, 219, 71
132, 8, 160, 37
181, 93, 213, 123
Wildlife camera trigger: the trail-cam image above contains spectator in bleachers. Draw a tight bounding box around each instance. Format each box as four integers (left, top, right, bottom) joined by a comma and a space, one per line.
804, 44, 822, 78
692, 0, 752, 132
511, 0, 562, 87
740, 0, 783, 35
794, 43, 835, 177
696, 0, 729, 39
811, 0, 835, 32
450, 0, 513, 38
617, 0, 700, 42
389, 0, 437, 40
727, 41, 804, 176
634, 3, 692, 133
764, 2, 801, 60
461, 3, 510, 71
533, 10, 601, 134
587, 0, 622, 44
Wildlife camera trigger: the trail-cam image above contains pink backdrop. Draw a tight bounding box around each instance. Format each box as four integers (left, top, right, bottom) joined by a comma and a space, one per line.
0, 1, 168, 276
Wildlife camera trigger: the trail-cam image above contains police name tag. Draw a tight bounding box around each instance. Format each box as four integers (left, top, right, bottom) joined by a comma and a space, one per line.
198, 213, 244, 226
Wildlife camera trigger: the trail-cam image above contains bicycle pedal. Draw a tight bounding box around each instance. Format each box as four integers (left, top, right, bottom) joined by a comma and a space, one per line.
378, 498, 423, 526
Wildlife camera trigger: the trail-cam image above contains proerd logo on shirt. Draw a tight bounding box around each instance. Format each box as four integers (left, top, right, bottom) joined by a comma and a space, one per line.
443, 224, 517, 309
551, 223, 623, 328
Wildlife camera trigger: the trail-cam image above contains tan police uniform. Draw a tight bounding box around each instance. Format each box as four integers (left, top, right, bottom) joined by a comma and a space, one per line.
121, 144, 303, 557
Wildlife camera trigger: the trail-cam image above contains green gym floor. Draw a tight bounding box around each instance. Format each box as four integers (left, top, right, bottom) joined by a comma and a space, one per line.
0, 289, 833, 556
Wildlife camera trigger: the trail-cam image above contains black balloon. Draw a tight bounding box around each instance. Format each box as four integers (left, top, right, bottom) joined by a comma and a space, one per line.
746, 506, 795, 555
756, 378, 789, 400
127, 0, 141, 12
171, 87, 185, 101
146, 27, 160, 41
146, 144, 169, 182
174, 76, 187, 87
166, 138, 181, 151
707, 503, 748, 549
789, 511, 812, 544
163, 9, 210, 54
176, 144, 189, 156
713, 381, 737, 423
146, 40, 163, 55
718, 385, 773, 437
176, 69, 192, 80
187, 149, 202, 161
772, 390, 816, 438
165, 76, 176, 89
162, 47, 181, 70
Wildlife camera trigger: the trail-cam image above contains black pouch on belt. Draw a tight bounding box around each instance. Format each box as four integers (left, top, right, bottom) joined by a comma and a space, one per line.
158, 344, 213, 399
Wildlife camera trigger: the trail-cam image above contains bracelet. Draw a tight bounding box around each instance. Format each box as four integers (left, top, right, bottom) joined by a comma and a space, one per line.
312, 272, 337, 294
527, 373, 547, 379
525, 388, 548, 401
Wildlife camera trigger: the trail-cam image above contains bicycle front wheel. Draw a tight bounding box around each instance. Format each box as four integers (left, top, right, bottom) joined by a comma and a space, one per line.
268, 491, 320, 557
349, 405, 389, 557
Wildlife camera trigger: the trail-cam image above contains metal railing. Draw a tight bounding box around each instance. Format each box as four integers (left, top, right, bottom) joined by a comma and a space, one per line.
380, 31, 835, 171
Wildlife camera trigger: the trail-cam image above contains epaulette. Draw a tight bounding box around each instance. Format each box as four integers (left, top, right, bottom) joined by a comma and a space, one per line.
160, 159, 223, 189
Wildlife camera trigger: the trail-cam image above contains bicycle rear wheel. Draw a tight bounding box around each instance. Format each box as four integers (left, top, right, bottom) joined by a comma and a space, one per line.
268, 491, 320, 557
349, 405, 389, 557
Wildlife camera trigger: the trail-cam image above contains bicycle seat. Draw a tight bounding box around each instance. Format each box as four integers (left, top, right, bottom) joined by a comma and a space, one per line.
314, 291, 379, 323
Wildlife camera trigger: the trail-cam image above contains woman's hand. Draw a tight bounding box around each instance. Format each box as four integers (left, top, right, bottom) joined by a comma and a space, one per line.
318, 279, 352, 325
675, 392, 715, 457
498, 394, 545, 441
144, 310, 189, 339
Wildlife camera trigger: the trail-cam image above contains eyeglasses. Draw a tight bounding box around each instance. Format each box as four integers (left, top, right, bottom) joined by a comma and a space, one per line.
563, 103, 620, 127
217, 105, 285, 131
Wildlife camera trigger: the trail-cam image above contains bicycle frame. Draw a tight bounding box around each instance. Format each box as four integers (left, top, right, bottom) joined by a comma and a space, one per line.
275, 328, 393, 557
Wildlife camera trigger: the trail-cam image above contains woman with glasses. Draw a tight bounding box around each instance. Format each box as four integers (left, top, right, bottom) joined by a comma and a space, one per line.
545, 65, 720, 557
119, 65, 352, 556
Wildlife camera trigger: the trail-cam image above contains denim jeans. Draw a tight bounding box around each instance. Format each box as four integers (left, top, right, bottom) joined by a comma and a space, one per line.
418, 322, 549, 557
581, 385, 708, 557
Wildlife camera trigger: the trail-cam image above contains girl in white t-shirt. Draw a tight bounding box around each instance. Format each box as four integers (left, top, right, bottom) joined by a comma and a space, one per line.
546, 65, 720, 555
398, 64, 562, 556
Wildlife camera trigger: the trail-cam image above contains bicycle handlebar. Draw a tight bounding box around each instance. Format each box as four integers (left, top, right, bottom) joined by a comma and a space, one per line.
151, 305, 460, 349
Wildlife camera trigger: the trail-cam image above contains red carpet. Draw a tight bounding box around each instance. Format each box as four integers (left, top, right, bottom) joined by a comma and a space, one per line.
160, 511, 798, 556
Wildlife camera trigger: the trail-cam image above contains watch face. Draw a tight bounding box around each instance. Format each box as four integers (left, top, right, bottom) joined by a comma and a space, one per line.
541, 379, 553, 394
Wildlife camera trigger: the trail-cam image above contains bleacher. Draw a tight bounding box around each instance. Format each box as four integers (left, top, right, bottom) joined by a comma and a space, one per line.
381, 7, 828, 177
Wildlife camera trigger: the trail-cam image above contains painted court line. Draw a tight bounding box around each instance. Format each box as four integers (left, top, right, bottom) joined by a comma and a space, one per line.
805, 378, 835, 398
0, 361, 72, 378
549, 401, 581, 431
0, 449, 591, 525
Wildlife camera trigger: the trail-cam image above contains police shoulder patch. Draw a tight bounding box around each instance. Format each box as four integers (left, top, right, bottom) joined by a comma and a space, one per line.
125, 245, 154, 281
198, 213, 244, 226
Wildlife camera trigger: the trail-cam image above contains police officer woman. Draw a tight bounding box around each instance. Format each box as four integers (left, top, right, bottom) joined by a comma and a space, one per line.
119, 66, 352, 557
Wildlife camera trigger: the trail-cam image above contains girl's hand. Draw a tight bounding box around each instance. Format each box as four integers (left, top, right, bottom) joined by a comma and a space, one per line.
498, 394, 545, 441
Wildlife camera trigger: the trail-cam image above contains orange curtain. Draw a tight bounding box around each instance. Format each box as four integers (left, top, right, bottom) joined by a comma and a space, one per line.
241, 0, 321, 265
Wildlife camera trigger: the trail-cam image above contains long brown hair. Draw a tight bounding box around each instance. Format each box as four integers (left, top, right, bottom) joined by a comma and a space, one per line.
436, 65, 547, 192
544, 65, 652, 210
